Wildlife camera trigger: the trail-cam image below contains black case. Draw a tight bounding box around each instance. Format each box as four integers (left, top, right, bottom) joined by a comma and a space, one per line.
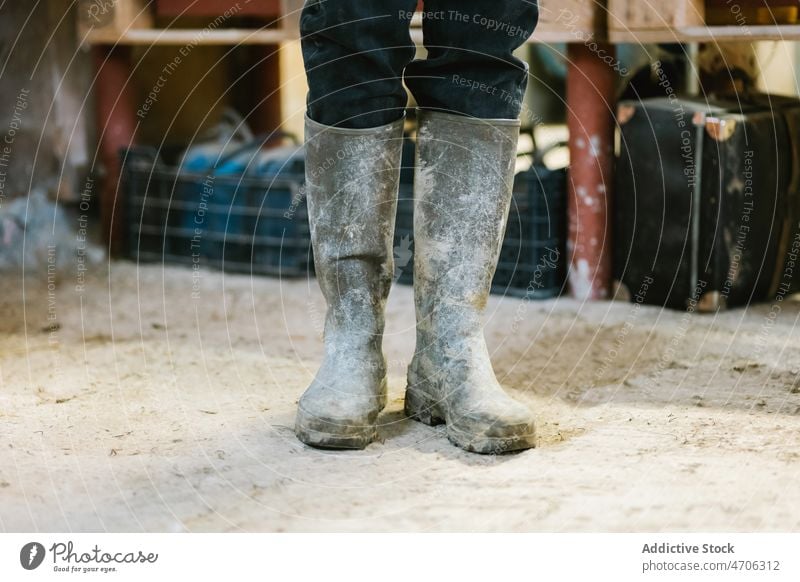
747, 94, 800, 297
614, 97, 790, 310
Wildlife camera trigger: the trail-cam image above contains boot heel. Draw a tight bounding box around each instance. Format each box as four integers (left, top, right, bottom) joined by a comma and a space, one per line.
404, 386, 445, 426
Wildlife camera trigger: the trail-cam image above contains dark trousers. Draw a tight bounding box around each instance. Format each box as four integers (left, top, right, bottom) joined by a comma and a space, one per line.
301, 1, 539, 128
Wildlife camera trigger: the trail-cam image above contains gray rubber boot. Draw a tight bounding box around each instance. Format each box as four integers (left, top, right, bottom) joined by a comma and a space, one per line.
295, 116, 404, 449
405, 110, 536, 454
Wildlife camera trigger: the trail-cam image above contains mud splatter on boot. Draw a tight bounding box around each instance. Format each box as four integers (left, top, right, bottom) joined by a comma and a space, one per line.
295, 116, 404, 449
405, 110, 536, 454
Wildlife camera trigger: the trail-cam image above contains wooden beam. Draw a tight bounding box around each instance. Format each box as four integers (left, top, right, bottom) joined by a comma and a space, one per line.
610, 24, 800, 43
86, 28, 291, 45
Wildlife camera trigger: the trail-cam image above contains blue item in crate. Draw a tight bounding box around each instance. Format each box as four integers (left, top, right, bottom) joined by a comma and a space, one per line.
175, 110, 255, 262
204, 146, 262, 265
177, 146, 259, 265
183, 131, 306, 270
249, 145, 308, 270
178, 134, 296, 267
122, 131, 311, 276
177, 109, 254, 172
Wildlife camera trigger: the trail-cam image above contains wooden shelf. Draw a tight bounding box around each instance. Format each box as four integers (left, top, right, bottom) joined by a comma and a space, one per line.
610, 24, 800, 43
87, 24, 800, 47
85, 5, 604, 47
81, 0, 800, 46
86, 26, 602, 47
529, 29, 607, 44
408, 28, 599, 46
408, 10, 606, 45
85, 28, 291, 45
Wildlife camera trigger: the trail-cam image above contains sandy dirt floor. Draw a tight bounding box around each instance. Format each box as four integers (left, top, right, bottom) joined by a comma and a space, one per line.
1, 261, 799, 532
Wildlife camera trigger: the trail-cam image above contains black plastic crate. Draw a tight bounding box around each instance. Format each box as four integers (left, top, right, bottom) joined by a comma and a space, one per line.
503, 162, 566, 298
394, 183, 416, 285
393, 159, 567, 299
122, 146, 312, 277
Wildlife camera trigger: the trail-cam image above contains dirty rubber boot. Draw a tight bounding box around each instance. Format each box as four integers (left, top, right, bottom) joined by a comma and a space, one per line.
295, 116, 404, 450
405, 110, 536, 454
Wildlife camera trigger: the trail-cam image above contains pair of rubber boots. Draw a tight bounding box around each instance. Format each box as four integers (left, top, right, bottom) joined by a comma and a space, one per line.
295, 110, 536, 454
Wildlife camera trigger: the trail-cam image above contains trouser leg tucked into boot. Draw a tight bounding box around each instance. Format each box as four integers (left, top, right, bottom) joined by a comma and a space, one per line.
295, 116, 404, 449
405, 110, 536, 454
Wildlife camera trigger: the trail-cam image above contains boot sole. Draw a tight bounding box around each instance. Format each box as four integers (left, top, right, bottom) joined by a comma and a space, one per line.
295, 423, 378, 450
405, 386, 536, 454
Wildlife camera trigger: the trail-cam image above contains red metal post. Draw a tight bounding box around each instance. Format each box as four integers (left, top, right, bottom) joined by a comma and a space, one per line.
93, 45, 138, 256
566, 42, 616, 301
251, 45, 284, 141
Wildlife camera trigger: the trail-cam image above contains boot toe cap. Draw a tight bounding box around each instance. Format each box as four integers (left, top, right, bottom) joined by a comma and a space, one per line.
446, 397, 536, 453
294, 376, 387, 449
